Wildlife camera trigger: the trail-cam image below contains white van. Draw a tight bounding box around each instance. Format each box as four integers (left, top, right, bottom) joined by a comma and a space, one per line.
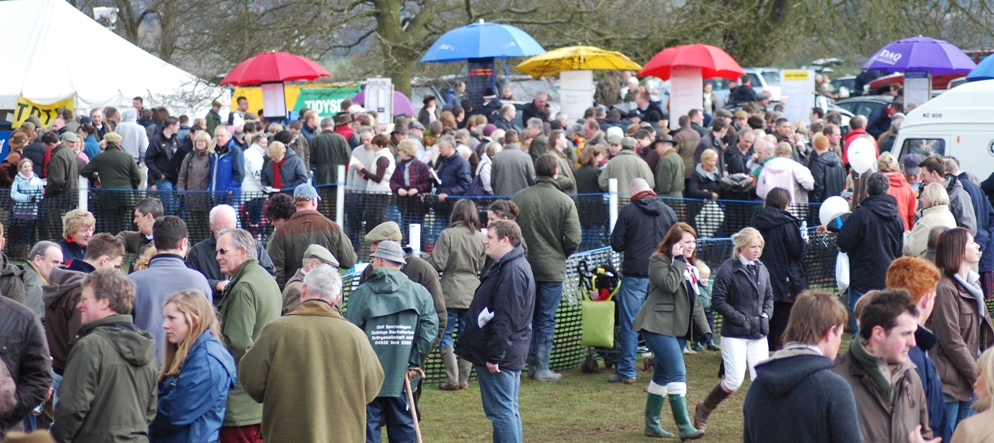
890, 79, 994, 180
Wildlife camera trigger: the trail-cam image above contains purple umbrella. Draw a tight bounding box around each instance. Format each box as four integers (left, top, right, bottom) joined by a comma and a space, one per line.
861, 36, 976, 74
351, 90, 416, 116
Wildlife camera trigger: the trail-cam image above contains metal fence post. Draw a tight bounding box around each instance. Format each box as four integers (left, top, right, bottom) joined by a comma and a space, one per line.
608, 178, 618, 233
336, 165, 345, 227
78, 177, 88, 211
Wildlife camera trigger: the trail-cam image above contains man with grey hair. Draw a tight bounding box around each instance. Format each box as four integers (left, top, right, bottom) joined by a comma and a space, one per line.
241, 264, 384, 442
456, 128, 479, 153
525, 117, 548, 162
24, 241, 63, 317
491, 128, 536, 196
496, 103, 516, 131
282, 244, 340, 314
186, 204, 276, 301
347, 240, 437, 443
215, 227, 281, 441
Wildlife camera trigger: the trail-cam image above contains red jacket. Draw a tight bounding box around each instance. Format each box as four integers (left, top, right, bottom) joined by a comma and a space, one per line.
885, 172, 918, 231
842, 128, 877, 164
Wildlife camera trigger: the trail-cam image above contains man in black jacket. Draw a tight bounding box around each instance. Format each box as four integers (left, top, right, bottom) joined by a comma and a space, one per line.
609, 178, 677, 384
145, 117, 180, 214
808, 133, 845, 203
743, 291, 859, 443
836, 172, 904, 335
185, 204, 276, 302
456, 220, 534, 443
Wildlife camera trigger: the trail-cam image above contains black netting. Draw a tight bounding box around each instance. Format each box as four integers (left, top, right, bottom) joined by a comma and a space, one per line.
0, 184, 842, 381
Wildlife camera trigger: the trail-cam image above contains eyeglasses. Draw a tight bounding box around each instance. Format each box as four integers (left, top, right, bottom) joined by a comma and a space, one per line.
216, 247, 236, 255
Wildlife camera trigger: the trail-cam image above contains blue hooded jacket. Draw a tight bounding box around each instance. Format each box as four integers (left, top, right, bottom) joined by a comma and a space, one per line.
149, 330, 237, 443
210, 140, 244, 204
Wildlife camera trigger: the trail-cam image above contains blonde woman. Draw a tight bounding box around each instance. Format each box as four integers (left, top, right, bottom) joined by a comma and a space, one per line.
905, 183, 955, 257
695, 227, 773, 431
951, 347, 994, 442
177, 131, 214, 233
261, 141, 308, 190
150, 290, 236, 443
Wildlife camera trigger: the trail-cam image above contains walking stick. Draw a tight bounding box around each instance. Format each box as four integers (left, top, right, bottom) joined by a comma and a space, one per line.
405, 367, 426, 443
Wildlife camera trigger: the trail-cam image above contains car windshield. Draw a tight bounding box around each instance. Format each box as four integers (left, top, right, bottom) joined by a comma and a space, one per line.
762, 71, 780, 86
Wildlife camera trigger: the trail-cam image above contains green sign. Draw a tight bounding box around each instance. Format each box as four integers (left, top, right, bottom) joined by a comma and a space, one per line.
293, 86, 362, 117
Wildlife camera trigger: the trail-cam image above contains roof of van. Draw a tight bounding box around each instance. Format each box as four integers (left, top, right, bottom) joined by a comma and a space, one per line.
901, 79, 994, 129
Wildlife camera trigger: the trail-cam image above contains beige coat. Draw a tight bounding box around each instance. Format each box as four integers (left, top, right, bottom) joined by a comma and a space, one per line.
950, 401, 994, 443
425, 222, 487, 310
904, 205, 956, 257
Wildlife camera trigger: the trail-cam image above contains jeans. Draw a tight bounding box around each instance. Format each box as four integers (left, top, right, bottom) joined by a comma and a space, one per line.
528, 281, 564, 371
847, 288, 866, 337
642, 332, 686, 385
616, 276, 649, 379
155, 179, 176, 215
476, 365, 523, 443
366, 396, 416, 443
440, 308, 468, 348
941, 398, 975, 442
720, 336, 769, 391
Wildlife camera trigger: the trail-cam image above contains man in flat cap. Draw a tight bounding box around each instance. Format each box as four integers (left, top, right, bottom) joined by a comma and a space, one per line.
282, 244, 340, 315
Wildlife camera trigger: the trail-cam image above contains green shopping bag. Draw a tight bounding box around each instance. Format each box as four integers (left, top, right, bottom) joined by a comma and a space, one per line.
581, 297, 616, 348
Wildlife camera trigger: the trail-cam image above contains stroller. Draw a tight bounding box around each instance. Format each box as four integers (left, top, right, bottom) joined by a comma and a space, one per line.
577, 260, 648, 373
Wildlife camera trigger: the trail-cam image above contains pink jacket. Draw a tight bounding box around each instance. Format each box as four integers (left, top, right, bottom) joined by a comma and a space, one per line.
756, 157, 815, 204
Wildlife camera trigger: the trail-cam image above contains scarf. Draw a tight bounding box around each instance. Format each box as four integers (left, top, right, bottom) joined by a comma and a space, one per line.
682, 260, 700, 296
18, 171, 32, 181
272, 157, 287, 189
954, 271, 986, 329
850, 338, 896, 406
632, 189, 657, 200
695, 163, 719, 181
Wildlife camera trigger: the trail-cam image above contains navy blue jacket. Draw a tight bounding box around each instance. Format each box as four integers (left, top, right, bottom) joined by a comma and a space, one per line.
455, 245, 535, 370
958, 171, 994, 273
837, 194, 904, 293
58, 239, 86, 267
909, 325, 946, 437
611, 196, 677, 277
434, 153, 472, 196
149, 330, 236, 443
744, 351, 863, 443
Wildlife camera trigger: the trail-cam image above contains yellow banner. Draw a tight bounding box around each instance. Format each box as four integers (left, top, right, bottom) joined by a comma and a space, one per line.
782, 70, 810, 81
13, 96, 75, 129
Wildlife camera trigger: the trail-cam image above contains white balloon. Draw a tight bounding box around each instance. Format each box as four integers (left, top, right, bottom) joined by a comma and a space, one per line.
848, 138, 877, 174
819, 196, 851, 227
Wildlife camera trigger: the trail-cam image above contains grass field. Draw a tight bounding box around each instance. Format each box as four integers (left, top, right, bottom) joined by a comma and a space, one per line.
418, 349, 749, 443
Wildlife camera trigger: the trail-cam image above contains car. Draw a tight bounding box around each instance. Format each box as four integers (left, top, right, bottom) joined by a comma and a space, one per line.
711, 67, 782, 109
833, 95, 893, 119
830, 75, 856, 98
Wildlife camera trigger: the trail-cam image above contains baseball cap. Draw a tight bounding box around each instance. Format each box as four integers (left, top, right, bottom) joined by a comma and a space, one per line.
293, 183, 320, 200
903, 153, 922, 175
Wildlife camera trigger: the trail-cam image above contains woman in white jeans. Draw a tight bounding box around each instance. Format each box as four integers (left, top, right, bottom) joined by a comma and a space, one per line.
694, 227, 774, 431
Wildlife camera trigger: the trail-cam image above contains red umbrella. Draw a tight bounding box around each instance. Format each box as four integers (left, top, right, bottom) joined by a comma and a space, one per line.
638, 44, 744, 80
220, 52, 331, 86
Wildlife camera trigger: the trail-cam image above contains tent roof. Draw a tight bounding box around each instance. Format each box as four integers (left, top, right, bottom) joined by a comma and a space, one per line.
0, 0, 221, 112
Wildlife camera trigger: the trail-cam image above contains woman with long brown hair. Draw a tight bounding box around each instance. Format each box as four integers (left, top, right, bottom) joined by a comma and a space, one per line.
149, 290, 236, 443
631, 222, 708, 440
426, 199, 487, 390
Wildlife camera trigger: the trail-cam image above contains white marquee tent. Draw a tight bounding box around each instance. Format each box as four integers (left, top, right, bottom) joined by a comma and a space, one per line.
0, 0, 224, 114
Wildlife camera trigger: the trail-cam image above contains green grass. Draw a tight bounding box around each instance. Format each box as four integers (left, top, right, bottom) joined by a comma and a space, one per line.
418, 349, 748, 443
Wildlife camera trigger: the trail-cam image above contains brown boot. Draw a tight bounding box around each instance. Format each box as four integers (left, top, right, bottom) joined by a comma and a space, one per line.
694, 383, 731, 432
457, 358, 473, 389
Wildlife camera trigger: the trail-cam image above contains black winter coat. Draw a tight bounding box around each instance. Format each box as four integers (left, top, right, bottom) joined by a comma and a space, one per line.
0, 297, 52, 436
145, 132, 179, 183
611, 197, 677, 277
808, 151, 845, 203
685, 166, 722, 200
836, 193, 904, 293
455, 245, 535, 370
750, 207, 808, 303
712, 258, 774, 339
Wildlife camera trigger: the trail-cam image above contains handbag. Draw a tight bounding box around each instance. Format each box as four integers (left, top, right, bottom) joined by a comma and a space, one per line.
695, 201, 725, 238
468, 174, 492, 196
0, 358, 16, 417
835, 252, 850, 294
578, 260, 618, 348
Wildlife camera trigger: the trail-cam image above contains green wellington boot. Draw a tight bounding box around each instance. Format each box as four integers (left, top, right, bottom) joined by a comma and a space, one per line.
644, 393, 675, 438
668, 394, 705, 441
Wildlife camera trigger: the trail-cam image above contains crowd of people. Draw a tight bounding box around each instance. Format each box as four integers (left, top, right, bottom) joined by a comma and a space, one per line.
2, 71, 994, 443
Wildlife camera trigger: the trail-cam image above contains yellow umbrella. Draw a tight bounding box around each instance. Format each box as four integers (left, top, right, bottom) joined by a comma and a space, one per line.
515, 46, 642, 78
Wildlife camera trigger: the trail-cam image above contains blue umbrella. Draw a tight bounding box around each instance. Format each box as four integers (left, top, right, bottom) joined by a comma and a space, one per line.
967, 55, 994, 81
420, 20, 545, 63
861, 36, 975, 74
